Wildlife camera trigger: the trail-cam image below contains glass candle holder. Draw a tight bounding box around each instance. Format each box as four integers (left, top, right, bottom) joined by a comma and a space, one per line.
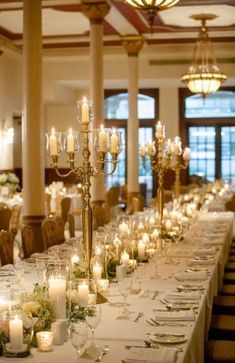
0, 309, 33, 358
36, 331, 54, 352
46, 130, 63, 156
76, 98, 93, 126
63, 130, 79, 154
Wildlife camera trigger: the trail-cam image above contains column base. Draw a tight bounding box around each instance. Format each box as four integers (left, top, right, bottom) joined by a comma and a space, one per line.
23, 215, 45, 253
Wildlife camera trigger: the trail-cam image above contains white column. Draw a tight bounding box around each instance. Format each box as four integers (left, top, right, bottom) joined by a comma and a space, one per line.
123, 36, 145, 197
22, 0, 45, 251
159, 87, 179, 138
82, 1, 110, 202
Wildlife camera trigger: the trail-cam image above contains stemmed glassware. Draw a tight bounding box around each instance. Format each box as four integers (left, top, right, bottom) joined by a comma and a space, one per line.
84, 304, 102, 358
150, 248, 162, 279
134, 263, 146, 292
118, 277, 132, 318
70, 320, 88, 362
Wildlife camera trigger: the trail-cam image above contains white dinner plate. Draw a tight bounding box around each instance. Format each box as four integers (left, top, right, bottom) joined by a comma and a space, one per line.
148, 333, 187, 344
177, 284, 205, 291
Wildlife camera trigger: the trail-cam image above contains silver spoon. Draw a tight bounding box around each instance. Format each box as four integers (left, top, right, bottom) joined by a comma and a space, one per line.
95, 345, 110, 362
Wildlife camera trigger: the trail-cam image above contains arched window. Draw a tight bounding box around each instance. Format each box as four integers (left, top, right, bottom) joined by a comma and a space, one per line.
180, 89, 235, 182
104, 89, 158, 198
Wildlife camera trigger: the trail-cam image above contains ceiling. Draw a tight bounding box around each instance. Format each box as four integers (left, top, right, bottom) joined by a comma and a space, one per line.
0, 0, 234, 53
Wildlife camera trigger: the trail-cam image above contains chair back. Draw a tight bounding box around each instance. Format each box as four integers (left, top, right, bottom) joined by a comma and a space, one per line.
45, 193, 51, 216
225, 200, 235, 212
61, 197, 71, 222
0, 230, 14, 266
0, 204, 12, 231
93, 203, 111, 229
42, 219, 58, 249
55, 216, 65, 244
9, 204, 21, 237
21, 224, 34, 259
164, 190, 173, 203
67, 214, 75, 238
106, 186, 120, 207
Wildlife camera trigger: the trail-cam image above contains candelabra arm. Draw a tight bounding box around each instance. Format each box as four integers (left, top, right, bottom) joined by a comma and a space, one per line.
94, 153, 119, 176
51, 156, 78, 178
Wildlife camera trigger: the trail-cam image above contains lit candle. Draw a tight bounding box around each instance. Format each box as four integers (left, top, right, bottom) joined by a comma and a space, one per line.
138, 222, 144, 232
183, 147, 190, 161
139, 145, 146, 157
152, 229, 159, 241
165, 219, 172, 232
166, 139, 172, 155
66, 128, 75, 153
49, 127, 58, 156
71, 254, 79, 266
138, 240, 146, 260
99, 125, 108, 153
81, 97, 89, 124
121, 250, 129, 266
142, 233, 150, 244
36, 331, 54, 352
93, 262, 102, 281
78, 281, 89, 307
156, 121, 163, 137
95, 246, 102, 256
0, 296, 9, 312
110, 129, 118, 154
174, 136, 182, 155
9, 315, 23, 350
119, 222, 129, 237
48, 277, 66, 319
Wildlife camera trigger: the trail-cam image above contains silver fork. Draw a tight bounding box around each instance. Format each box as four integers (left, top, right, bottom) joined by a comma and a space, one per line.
134, 310, 144, 322
151, 290, 159, 300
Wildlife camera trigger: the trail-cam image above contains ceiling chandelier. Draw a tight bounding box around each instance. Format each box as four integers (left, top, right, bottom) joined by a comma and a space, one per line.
124, 0, 180, 28
181, 14, 227, 97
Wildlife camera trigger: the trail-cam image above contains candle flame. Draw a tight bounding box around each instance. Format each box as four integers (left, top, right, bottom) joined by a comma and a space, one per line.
69, 127, 73, 135
83, 96, 87, 103
51, 127, 55, 135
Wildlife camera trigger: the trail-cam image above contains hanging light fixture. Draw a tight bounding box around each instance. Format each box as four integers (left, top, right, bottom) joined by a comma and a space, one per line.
124, 0, 180, 28
181, 14, 227, 97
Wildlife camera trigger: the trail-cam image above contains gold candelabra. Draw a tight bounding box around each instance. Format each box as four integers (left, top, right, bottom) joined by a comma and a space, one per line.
46, 99, 122, 276
139, 123, 190, 236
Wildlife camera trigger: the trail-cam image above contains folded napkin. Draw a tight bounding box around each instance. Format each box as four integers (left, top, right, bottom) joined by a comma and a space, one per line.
123, 348, 177, 363
0, 264, 13, 270
188, 258, 215, 266
174, 271, 207, 281
193, 247, 216, 256
165, 291, 200, 301
154, 309, 194, 321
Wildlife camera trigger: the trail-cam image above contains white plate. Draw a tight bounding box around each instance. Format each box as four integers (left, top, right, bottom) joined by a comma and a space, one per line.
148, 333, 187, 344
177, 284, 205, 291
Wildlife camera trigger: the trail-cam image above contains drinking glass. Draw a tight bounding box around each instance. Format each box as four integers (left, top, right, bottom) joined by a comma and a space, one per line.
118, 277, 131, 317
13, 260, 26, 283
70, 320, 88, 362
151, 248, 161, 278
134, 263, 146, 292
84, 304, 102, 357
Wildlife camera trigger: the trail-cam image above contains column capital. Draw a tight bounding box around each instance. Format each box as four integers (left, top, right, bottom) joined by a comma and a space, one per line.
122, 35, 145, 57
81, 0, 110, 24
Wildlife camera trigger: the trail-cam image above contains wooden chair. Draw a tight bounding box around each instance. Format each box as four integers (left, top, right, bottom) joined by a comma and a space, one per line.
21, 225, 34, 259
61, 197, 71, 222
0, 204, 12, 231
42, 219, 58, 249
93, 203, 111, 229
9, 204, 21, 238
55, 216, 65, 244
67, 213, 75, 238
206, 340, 235, 363
225, 200, 235, 212
106, 186, 120, 207
45, 192, 51, 216
132, 195, 144, 213
0, 230, 14, 266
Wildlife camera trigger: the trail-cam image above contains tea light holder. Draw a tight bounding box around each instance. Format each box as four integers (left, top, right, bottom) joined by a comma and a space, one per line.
97, 279, 109, 292
36, 331, 54, 352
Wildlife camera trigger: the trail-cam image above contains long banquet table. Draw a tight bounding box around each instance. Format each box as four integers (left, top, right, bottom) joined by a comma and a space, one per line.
2, 211, 234, 363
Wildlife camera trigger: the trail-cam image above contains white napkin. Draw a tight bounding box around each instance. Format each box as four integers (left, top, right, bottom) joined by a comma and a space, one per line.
154, 309, 195, 321
123, 347, 177, 363
193, 247, 216, 256
0, 264, 13, 270
188, 258, 215, 266
174, 271, 207, 281
165, 291, 200, 301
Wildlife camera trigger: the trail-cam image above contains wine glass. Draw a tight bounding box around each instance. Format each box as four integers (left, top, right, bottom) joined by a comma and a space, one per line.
13, 260, 26, 283
84, 304, 102, 357
70, 320, 88, 362
118, 277, 132, 318
134, 263, 146, 292
151, 248, 161, 279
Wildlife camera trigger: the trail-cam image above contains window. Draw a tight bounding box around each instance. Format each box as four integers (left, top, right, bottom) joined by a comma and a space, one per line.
180, 88, 235, 182
104, 89, 158, 196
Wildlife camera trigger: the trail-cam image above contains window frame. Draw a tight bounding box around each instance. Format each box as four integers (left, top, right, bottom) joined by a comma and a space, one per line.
179, 87, 235, 182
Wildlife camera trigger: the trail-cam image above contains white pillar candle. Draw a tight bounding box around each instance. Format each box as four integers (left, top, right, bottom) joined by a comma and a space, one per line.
78, 282, 89, 307
99, 125, 108, 153
166, 139, 172, 154
142, 233, 150, 244
110, 129, 118, 154
93, 262, 102, 281
119, 222, 129, 237
81, 97, 89, 124
49, 128, 58, 156
121, 250, 129, 266
152, 229, 159, 241
0, 296, 9, 312
66, 128, 75, 153
139, 145, 146, 157
165, 219, 172, 232
48, 278, 66, 319
156, 121, 163, 137
71, 254, 79, 266
138, 240, 146, 260
9, 315, 23, 350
